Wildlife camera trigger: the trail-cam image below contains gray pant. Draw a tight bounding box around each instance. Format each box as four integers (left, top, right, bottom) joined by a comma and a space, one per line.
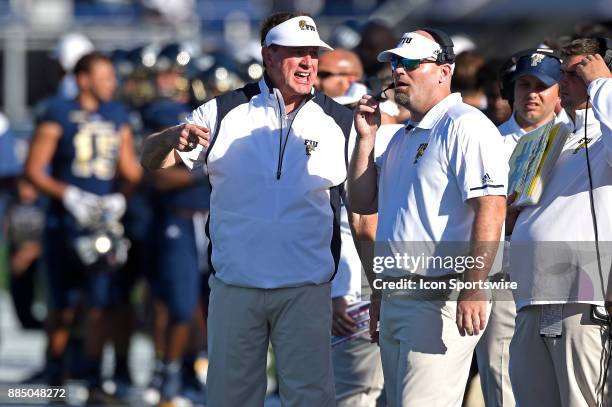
509, 303, 611, 407
475, 289, 516, 407
207, 275, 335, 407
380, 296, 490, 407
333, 336, 384, 406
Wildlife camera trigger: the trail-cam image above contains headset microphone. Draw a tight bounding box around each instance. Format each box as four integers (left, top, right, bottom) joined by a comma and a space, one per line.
373, 83, 396, 101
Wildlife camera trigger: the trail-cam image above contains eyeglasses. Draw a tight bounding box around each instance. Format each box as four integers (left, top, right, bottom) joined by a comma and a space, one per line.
317, 71, 354, 79
390, 57, 437, 72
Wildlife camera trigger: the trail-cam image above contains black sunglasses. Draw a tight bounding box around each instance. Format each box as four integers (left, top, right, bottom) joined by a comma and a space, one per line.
317, 71, 353, 79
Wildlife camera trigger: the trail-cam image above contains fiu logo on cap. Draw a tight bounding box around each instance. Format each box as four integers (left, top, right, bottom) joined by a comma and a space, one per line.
298, 20, 316, 32
530, 53, 545, 66
399, 36, 413, 45
413, 143, 428, 164
304, 139, 318, 155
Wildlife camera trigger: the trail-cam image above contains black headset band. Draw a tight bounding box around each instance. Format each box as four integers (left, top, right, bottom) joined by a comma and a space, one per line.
595, 37, 612, 69
421, 27, 455, 64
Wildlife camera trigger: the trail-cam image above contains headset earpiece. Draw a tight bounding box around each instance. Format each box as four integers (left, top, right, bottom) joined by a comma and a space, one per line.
421, 28, 455, 64
595, 37, 612, 70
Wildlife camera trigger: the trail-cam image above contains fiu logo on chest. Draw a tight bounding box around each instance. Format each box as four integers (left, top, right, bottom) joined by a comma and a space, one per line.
413, 143, 428, 164
304, 139, 318, 156
573, 137, 592, 154
298, 20, 316, 31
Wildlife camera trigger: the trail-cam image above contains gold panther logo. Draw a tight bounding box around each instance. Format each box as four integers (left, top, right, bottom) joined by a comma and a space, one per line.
298, 20, 316, 31
414, 143, 428, 164
530, 53, 545, 66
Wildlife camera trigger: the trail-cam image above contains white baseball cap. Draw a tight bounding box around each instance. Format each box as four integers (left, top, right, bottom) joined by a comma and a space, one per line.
53, 32, 95, 71
264, 16, 333, 50
377, 32, 442, 62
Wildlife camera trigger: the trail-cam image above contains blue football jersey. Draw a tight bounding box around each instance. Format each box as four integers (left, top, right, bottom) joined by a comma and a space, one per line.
142, 99, 210, 211
42, 98, 129, 196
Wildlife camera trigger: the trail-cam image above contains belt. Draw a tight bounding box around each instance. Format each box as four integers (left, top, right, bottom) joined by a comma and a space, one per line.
382, 273, 462, 284
378, 273, 463, 301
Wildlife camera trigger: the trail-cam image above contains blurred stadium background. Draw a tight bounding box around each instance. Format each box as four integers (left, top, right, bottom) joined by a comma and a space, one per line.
0, 0, 611, 406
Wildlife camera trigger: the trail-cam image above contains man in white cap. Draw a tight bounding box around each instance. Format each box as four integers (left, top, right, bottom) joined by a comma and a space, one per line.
141, 12, 354, 407
348, 29, 507, 406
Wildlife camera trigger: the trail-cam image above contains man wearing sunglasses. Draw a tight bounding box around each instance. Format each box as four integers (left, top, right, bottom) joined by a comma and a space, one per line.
315, 48, 364, 98
348, 29, 507, 406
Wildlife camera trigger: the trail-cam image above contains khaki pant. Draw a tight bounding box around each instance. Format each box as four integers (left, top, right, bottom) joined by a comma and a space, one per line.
207, 275, 335, 407
379, 296, 491, 407
475, 289, 517, 407
333, 336, 384, 406
509, 303, 611, 407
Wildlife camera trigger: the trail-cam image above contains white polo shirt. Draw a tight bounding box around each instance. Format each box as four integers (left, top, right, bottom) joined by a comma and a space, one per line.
510, 78, 612, 310
375, 93, 507, 277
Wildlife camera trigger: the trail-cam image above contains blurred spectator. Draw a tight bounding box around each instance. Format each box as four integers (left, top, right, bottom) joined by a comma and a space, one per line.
477, 59, 512, 126
316, 49, 364, 97
52, 33, 95, 100
142, 0, 196, 24
7, 178, 45, 330
451, 34, 477, 55
24, 51, 141, 403
451, 50, 487, 109
0, 113, 21, 228
354, 20, 397, 77
328, 20, 363, 50
327, 82, 385, 406
141, 99, 209, 406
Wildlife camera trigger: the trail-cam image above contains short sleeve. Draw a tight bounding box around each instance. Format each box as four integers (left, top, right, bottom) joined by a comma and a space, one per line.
374, 124, 403, 170
114, 103, 130, 127
176, 98, 218, 171
450, 114, 508, 201
39, 98, 65, 124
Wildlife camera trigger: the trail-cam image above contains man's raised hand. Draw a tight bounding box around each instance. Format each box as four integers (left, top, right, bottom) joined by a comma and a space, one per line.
354, 94, 381, 140
576, 54, 612, 85
175, 124, 210, 152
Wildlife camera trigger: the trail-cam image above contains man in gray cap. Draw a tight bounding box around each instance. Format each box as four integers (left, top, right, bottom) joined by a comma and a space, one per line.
348, 29, 507, 407
141, 12, 354, 407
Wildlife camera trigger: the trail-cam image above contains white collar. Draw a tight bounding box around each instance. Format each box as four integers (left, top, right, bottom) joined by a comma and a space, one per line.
408, 93, 462, 130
